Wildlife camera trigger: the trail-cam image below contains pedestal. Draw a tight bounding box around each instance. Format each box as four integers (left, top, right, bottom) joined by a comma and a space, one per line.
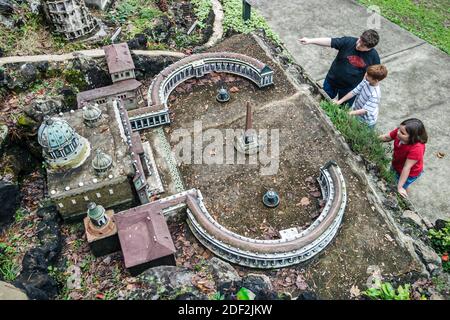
84, 210, 120, 257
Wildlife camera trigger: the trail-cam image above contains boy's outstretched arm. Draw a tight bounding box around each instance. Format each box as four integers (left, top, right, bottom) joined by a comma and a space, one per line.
336, 91, 355, 105
298, 37, 331, 47
349, 109, 366, 116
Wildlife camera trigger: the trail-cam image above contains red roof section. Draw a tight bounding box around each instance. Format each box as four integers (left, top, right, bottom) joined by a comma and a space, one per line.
114, 207, 175, 268
104, 43, 135, 74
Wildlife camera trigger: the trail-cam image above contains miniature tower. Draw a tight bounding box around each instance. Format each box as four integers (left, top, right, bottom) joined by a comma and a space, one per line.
83, 202, 120, 257
235, 101, 261, 154
42, 0, 99, 40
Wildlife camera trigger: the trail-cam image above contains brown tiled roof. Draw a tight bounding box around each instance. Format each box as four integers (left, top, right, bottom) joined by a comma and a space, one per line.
114, 208, 175, 269
127, 105, 166, 117
77, 79, 142, 107
104, 43, 135, 74
131, 132, 144, 154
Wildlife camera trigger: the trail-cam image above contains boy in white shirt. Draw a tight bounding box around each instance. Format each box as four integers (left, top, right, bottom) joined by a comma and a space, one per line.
336, 64, 388, 129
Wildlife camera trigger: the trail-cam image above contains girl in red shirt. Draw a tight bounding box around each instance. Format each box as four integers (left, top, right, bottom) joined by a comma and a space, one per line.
379, 118, 428, 198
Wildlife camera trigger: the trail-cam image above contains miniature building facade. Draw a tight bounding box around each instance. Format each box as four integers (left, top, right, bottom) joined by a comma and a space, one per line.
104, 43, 137, 83
77, 79, 144, 111
42, 0, 98, 40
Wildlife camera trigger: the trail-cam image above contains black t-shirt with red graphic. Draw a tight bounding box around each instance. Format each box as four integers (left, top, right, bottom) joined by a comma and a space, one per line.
327, 36, 380, 89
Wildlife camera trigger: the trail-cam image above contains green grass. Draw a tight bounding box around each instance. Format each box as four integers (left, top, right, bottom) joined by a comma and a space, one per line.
0, 242, 20, 281
358, 0, 450, 54
320, 100, 394, 183
222, 0, 281, 45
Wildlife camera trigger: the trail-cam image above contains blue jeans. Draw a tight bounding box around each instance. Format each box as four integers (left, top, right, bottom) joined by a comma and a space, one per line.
323, 76, 356, 106
392, 168, 423, 189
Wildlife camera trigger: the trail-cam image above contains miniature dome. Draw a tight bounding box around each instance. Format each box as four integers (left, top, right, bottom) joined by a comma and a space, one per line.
87, 202, 108, 227
83, 104, 102, 123
38, 117, 76, 150
92, 149, 112, 175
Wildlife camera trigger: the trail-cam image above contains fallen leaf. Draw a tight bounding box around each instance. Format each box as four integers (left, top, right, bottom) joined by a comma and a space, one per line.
300, 197, 310, 206
295, 275, 308, 290
437, 152, 445, 159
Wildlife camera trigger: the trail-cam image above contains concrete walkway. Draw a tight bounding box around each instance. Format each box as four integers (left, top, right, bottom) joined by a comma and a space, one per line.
0, 49, 186, 65
252, 0, 450, 223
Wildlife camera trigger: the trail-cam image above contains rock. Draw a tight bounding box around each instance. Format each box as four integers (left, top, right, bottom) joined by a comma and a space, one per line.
413, 241, 441, 268
35, 61, 49, 74
295, 291, 318, 300
434, 219, 448, 231
15, 271, 58, 299
383, 195, 398, 210
128, 266, 207, 300
127, 34, 147, 50
21, 248, 49, 272
241, 273, 276, 299
37, 219, 62, 263
133, 55, 179, 80
20, 63, 38, 83
401, 210, 426, 229
0, 180, 20, 226
207, 257, 241, 291
0, 124, 8, 154
66, 265, 82, 290
0, 281, 28, 300
26, 0, 41, 13
0, 0, 14, 16
24, 96, 67, 122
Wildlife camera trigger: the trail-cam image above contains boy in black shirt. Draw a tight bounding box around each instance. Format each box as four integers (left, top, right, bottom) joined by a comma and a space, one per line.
299, 30, 380, 106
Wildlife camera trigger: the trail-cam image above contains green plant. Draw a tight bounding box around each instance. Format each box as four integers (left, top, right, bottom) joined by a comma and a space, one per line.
211, 291, 225, 300
320, 100, 395, 183
0, 242, 20, 281
363, 280, 411, 300
14, 208, 28, 223
173, 31, 202, 48
191, 0, 213, 29
428, 220, 450, 272
236, 287, 255, 300
222, 0, 281, 45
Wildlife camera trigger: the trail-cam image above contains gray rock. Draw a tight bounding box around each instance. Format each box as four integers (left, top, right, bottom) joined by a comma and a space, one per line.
20, 63, 37, 83
0, 124, 8, 154
413, 241, 441, 268
24, 96, 66, 122
0, 180, 20, 226
26, 0, 41, 13
207, 257, 241, 290
0, 0, 14, 16
0, 281, 28, 300
401, 210, 426, 229
129, 266, 207, 300
241, 273, 273, 293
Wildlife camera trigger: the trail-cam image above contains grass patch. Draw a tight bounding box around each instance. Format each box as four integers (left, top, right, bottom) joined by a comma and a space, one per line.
222, 0, 281, 45
0, 242, 20, 281
320, 100, 394, 182
358, 0, 450, 54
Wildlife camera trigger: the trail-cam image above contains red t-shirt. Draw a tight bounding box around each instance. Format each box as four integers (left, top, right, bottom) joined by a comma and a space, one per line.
389, 128, 425, 177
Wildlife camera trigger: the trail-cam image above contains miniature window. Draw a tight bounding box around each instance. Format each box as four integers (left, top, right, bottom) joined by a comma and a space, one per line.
96, 193, 101, 198
114, 74, 119, 79
58, 203, 64, 208
71, 199, 76, 205
109, 189, 114, 195
125, 71, 130, 77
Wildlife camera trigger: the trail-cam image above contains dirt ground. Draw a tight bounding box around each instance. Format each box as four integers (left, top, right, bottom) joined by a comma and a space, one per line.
163, 34, 422, 298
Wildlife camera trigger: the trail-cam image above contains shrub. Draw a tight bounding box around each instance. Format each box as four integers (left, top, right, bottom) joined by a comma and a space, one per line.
364, 280, 411, 300
320, 100, 394, 183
